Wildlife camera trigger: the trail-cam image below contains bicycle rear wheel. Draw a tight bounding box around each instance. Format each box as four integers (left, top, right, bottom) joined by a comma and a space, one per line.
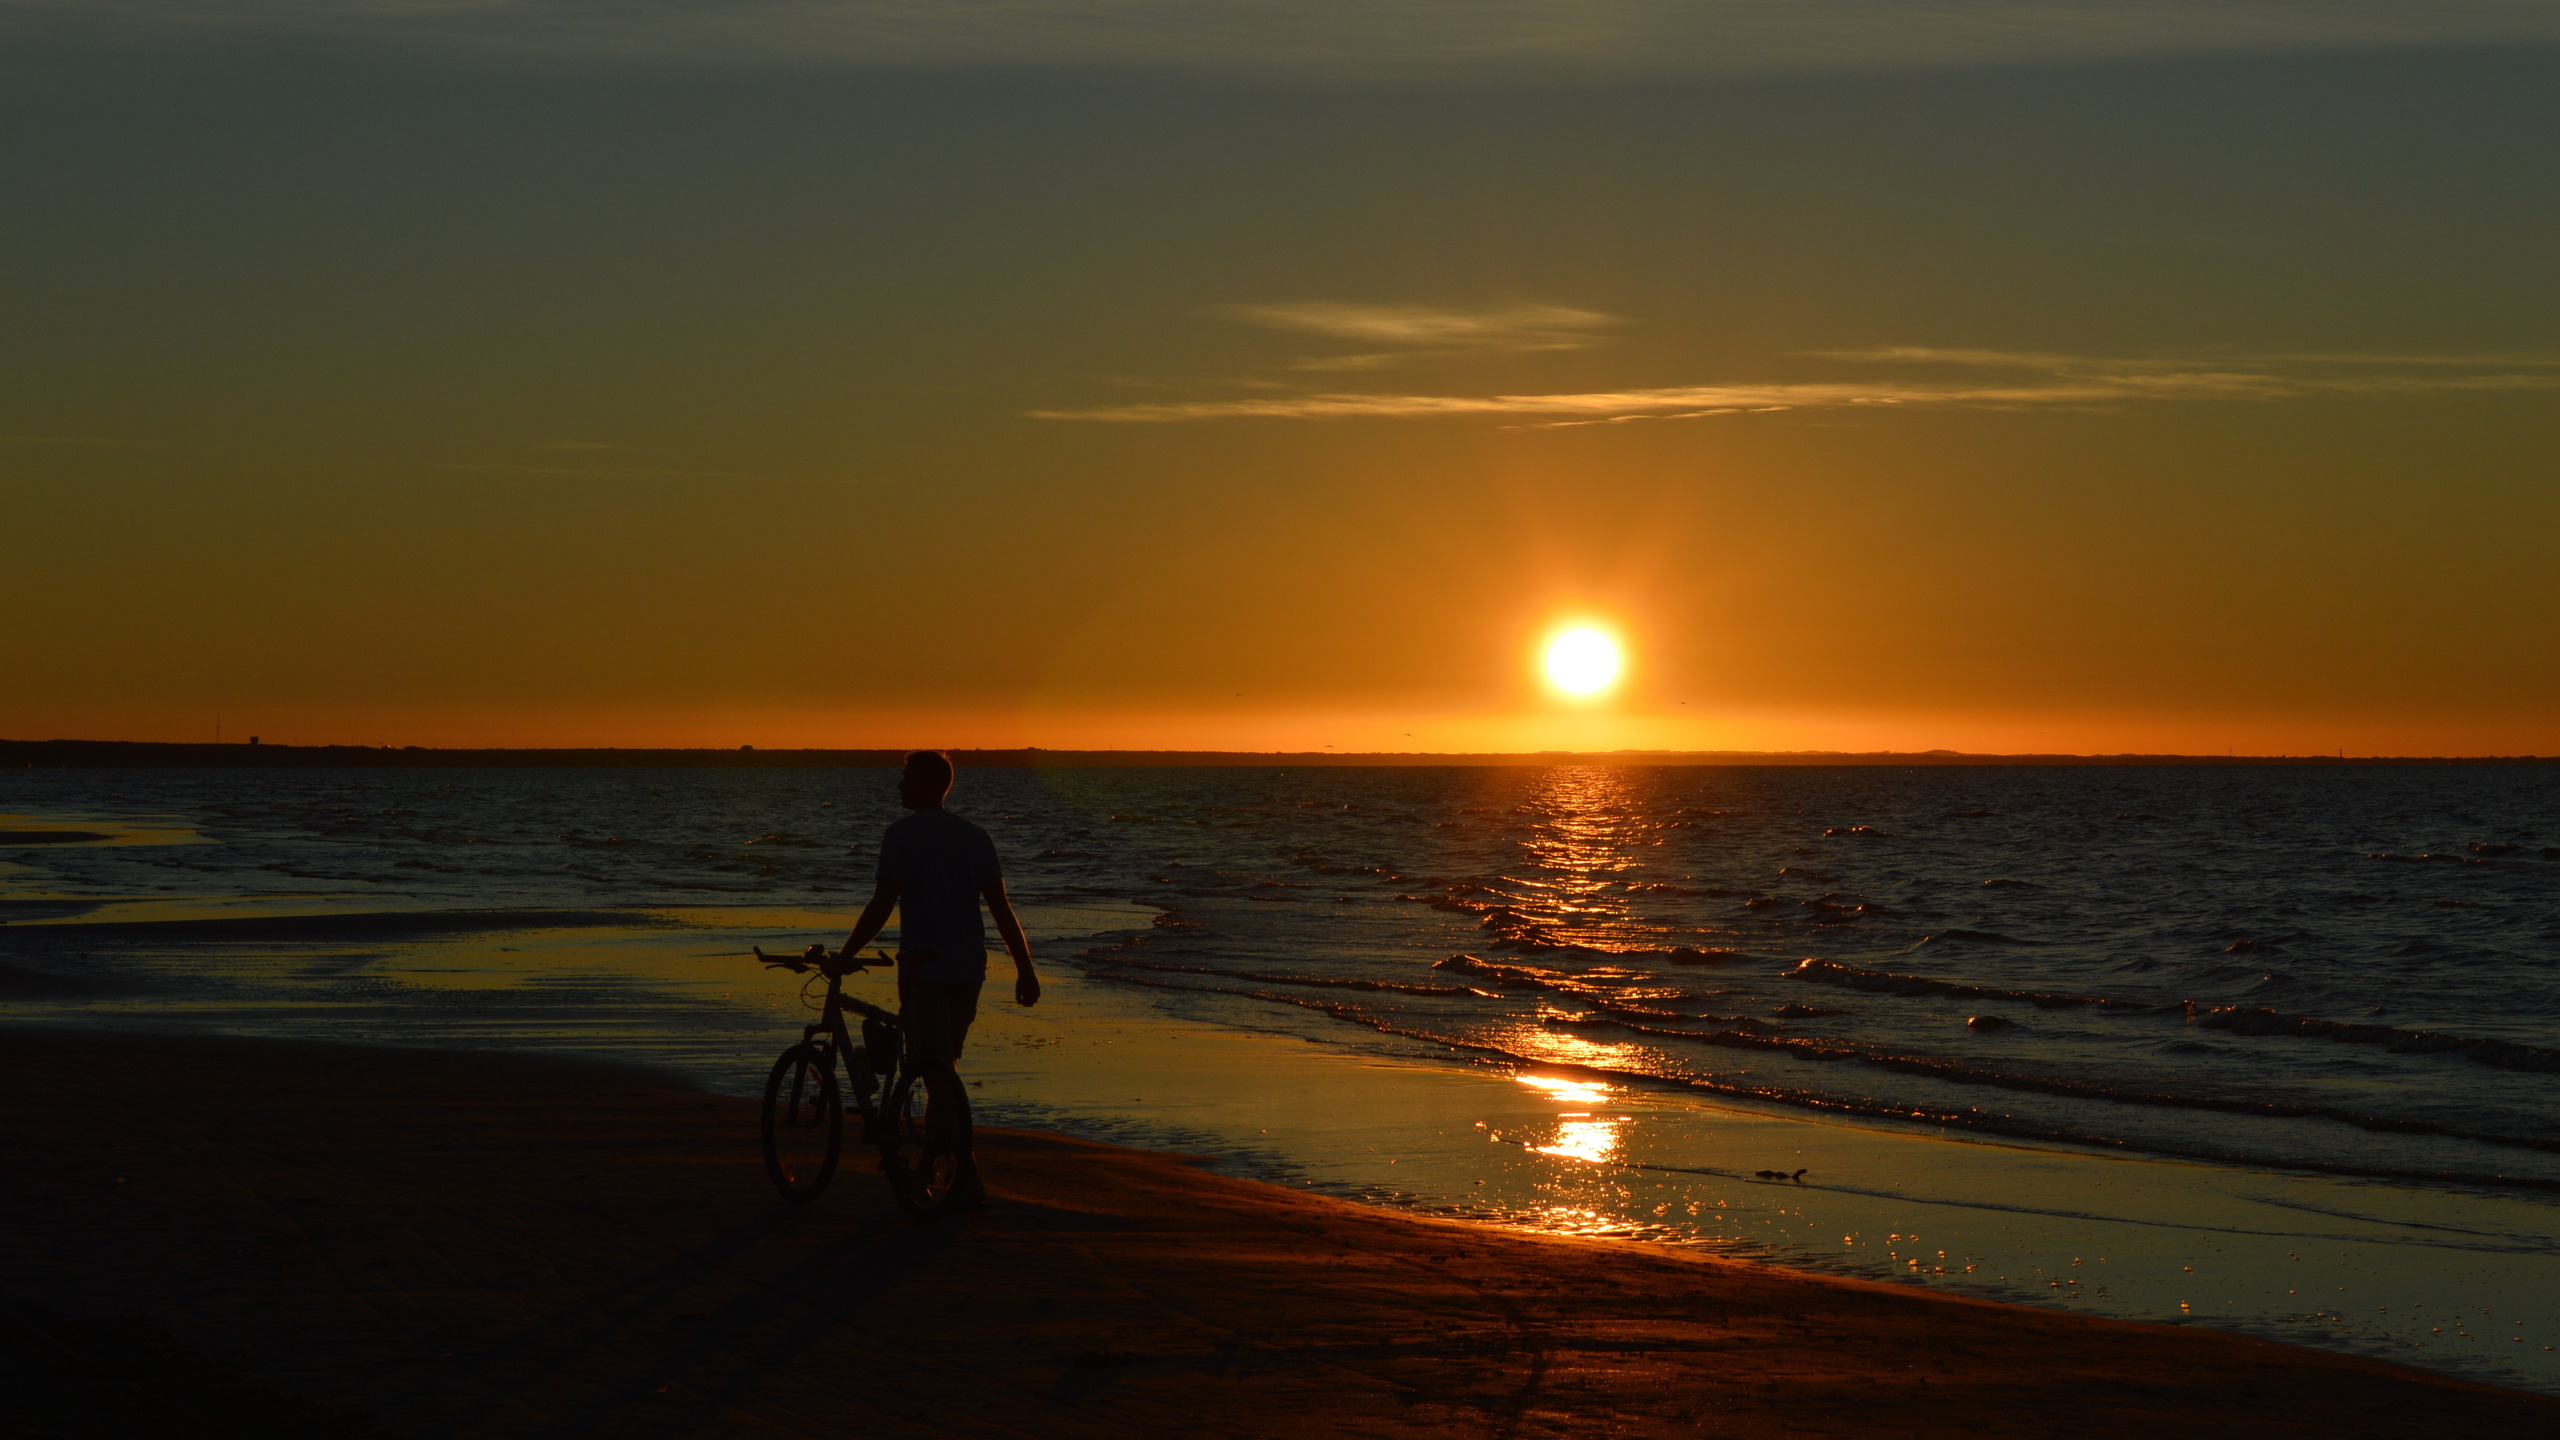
761, 1042, 842, 1202
877, 1068, 965, 1218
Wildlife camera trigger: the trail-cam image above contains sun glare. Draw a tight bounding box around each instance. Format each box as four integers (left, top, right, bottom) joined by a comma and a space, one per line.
1544, 628, 1621, 696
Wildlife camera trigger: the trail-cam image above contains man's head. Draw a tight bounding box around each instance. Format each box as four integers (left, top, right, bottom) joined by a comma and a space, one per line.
898, 750, 954, 810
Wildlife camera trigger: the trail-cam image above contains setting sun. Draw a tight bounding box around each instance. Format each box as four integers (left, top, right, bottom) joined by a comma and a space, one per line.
1544, 628, 1622, 696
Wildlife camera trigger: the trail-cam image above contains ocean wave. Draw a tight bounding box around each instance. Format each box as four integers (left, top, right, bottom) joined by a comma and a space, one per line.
0, 908, 668, 945
1662, 947, 1751, 966
1433, 953, 1639, 996
1543, 1008, 1773, 1033
1788, 958, 2150, 1009
1802, 896, 1895, 922
2184, 1003, 2560, 1073
1431, 949, 1746, 994
1565, 1013, 2560, 1153
1080, 954, 1472, 997
1295, 853, 1433, 884
1398, 870, 1785, 957
1781, 960, 2560, 1073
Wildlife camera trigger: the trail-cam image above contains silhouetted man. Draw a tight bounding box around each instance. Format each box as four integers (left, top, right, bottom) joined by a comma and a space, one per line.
837, 750, 1039, 1210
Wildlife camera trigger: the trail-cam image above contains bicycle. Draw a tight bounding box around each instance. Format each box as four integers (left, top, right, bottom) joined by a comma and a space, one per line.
752, 943, 969, 1217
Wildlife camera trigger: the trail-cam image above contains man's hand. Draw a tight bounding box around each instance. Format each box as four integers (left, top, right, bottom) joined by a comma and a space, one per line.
985, 875, 1039, 1007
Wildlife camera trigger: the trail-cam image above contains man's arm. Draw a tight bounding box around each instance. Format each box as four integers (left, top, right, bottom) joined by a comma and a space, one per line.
982, 875, 1040, 1007
836, 879, 901, 973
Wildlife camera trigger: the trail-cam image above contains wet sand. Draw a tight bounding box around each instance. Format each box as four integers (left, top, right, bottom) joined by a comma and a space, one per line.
3, 1029, 2551, 1439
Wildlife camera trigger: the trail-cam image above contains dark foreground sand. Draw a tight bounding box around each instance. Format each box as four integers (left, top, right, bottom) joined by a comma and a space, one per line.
3, 1030, 2551, 1439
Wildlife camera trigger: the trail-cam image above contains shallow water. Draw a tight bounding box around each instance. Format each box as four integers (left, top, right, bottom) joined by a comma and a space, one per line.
3, 764, 2555, 1391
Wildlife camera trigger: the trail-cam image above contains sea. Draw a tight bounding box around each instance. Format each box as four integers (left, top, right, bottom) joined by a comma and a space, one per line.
4, 763, 2556, 1391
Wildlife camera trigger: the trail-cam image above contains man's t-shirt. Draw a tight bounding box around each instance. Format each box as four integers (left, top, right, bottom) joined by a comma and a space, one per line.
874, 808, 1002, 984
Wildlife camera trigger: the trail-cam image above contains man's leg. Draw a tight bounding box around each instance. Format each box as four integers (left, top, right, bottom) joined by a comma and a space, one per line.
920, 1056, 972, 1151
901, 980, 985, 1203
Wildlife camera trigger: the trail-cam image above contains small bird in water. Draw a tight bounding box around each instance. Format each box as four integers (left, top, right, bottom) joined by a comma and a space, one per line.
1752, 1168, 1809, 1182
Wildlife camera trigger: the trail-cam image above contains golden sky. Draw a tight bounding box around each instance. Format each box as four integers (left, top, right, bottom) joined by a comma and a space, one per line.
5, 10, 2558, 754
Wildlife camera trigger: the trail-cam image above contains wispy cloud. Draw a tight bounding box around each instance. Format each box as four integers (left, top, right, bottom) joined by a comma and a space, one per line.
442, 462, 770, 480
1208, 301, 1619, 371
1808, 346, 2560, 372
1031, 349, 2560, 424
1212, 301, 1616, 347
16, 2, 2560, 77
0, 433, 158, 446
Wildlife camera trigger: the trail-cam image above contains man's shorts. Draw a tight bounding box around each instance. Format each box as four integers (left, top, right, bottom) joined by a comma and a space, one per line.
899, 978, 982, 1066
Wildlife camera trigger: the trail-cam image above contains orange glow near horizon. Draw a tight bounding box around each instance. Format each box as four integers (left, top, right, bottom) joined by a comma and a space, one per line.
10, 698, 2560, 759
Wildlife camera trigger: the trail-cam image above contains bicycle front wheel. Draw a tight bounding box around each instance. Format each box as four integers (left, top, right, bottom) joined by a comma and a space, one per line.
877, 1068, 964, 1218
761, 1042, 842, 1203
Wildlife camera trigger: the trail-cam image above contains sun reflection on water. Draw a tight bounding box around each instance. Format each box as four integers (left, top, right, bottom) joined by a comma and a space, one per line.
1515, 1072, 1612, 1106
1518, 1205, 1657, 1239
1503, 1027, 1640, 1070
1501, 767, 1674, 953
1533, 1117, 1624, 1163
1514, 1072, 1625, 1163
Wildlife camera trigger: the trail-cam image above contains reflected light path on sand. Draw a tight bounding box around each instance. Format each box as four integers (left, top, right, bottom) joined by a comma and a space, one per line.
1514, 1072, 1612, 1107
1515, 1073, 1627, 1163
1531, 1118, 1625, 1164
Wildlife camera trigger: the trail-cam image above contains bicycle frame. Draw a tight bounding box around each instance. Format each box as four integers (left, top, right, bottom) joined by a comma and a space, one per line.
763, 945, 894, 1119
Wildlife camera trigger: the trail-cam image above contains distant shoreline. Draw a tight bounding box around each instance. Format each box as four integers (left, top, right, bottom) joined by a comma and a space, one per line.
5, 738, 2553, 769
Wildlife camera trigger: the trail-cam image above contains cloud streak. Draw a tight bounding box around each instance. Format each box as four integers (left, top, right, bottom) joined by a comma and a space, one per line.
1032, 349, 2560, 424
1209, 300, 1620, 371
1808, 346, 2560, 372
441, 462, 772, 480
14, 2, 2560, 77
0, 432, 159, 446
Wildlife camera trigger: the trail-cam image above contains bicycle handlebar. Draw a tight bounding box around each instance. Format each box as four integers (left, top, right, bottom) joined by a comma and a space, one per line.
751, 944, 894, 975
752, 944, 819, 973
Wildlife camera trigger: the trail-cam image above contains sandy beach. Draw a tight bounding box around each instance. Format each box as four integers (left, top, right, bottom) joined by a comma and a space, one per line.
2, 1028, 2551, 1438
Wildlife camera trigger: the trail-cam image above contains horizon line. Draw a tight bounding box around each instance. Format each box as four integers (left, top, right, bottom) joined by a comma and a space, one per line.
5, 739, 2551, 767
